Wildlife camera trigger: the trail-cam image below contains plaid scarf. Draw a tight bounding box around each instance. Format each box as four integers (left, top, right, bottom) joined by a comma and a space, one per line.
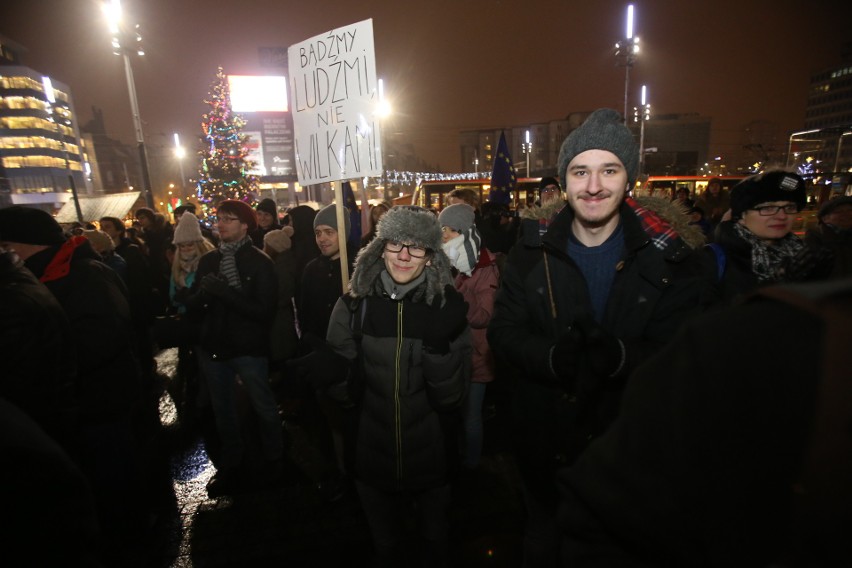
733, 222, 804, 282
625, 196, 679, 251
218, 236, 251, 289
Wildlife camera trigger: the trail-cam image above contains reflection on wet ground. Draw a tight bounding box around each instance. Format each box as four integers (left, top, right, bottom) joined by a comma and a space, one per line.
150, 348, 524, 567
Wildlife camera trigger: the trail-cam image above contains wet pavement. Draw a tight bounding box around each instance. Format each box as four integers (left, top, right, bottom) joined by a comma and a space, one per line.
146, 348, 526, 567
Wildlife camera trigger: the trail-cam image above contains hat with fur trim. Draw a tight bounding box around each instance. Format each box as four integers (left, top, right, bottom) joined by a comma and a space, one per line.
0, 206, 66, 246
349, 206, 453, 304
217, 200, 258, 233
730, 171, 807, 220
263, 226, 294, 253
557, 108, 639, 186
172, 212, 204, 244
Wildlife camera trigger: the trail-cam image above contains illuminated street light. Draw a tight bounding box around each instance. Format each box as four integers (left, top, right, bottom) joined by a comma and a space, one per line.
102, 0, 154, 208
173, 132, 188, 193
614, 5, 640, 124
633, 85, 651, 176
522, 130, 532, 178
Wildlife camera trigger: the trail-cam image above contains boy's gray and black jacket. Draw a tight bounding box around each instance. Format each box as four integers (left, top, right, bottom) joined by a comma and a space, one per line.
324, 237, 471, 493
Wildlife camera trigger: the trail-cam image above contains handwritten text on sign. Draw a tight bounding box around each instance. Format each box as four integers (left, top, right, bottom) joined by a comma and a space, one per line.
288, 19, 382, 185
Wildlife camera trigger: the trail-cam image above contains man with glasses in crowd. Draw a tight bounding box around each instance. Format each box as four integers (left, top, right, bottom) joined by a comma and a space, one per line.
184, 199, 282, 497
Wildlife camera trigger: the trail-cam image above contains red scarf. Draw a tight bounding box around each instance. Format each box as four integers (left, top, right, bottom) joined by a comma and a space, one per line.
40, 236, 87, 283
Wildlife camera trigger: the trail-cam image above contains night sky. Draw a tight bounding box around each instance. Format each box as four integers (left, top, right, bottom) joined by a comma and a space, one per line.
3, 0, 851, 172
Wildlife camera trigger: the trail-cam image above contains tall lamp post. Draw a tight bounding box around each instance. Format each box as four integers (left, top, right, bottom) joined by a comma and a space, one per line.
173, 132, 187, 195
376, 78, 392, 202
103, 0, 154, 209
614, 5, 640, 124
634, 85, 651, 177
521, 130, 532, 178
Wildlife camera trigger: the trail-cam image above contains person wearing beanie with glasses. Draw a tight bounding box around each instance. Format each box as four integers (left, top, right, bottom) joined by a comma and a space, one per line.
181, 199, 282, 497
290, 206, 471, 566
487, 108, 711, 565
704, 170, 833, 302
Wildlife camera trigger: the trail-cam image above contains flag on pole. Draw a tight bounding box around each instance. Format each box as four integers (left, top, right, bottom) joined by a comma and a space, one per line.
489, 131, 515, 205
342, 181, 362, 247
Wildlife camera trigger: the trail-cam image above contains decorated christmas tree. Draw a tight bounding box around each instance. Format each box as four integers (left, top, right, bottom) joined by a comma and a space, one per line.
196, 67, 258, 215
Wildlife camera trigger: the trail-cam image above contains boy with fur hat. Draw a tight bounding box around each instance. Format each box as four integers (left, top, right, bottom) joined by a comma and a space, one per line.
293, 206, 471, 566
439, 203, 499, 470
706, 170, 832, 301
487, 108, 711, 565
182, 199, 282, 496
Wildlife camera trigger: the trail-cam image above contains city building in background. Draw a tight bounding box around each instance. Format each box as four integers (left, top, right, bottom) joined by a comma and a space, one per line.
0, 34, 92, 212
799, 56, 852, 175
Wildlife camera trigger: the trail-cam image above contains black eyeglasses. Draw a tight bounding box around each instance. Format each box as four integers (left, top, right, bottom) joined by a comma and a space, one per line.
752, 204, 798, 216
384, 240, 429, 258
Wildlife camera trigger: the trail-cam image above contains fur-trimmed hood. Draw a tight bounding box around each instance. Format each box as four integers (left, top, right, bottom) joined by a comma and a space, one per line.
632, 195, 706, 250
349, 207, 454, 305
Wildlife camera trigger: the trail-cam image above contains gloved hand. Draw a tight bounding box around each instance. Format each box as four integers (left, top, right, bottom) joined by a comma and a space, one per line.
777, 243, 834, 282
574, 317, 626, 379
549, 326, 584, 385
286, 332, 351, 389
422, 285, 469, 353
201, 273, 232, 299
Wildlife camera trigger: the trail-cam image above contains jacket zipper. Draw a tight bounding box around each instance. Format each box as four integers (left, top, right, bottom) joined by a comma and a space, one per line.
394, 301, 403, 485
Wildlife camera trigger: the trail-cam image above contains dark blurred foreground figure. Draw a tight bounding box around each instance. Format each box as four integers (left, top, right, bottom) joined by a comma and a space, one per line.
805, 195, 852, 279
558, 279, 852, 567
0, 398, 101, 566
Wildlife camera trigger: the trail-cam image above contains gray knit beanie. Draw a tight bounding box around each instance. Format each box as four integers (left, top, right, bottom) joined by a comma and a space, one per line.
313, 203, 351, 236
172, 212, 203, 244
438, 203, 475, 233
557, 108, 639, 186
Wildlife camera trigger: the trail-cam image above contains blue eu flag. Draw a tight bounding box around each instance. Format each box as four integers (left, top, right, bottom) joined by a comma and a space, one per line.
489, 131, 515, 205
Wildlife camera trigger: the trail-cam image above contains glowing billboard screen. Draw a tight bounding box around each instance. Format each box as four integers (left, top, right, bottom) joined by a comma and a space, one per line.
228, 75, 288, 113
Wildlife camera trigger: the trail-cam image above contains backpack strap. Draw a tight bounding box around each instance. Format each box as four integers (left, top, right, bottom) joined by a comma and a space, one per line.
706, 242, 726, 282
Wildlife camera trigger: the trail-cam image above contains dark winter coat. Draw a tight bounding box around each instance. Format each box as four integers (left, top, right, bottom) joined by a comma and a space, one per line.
298, 244, 357, 339
269, 249, 299, 362
0, 249, 78, 444
487, 197, 710, 502
23, 238, 141, 423
190, 241, 277, 360
324, 231, 471, 493
557, 281, 850, 567
805, 223, 852, 279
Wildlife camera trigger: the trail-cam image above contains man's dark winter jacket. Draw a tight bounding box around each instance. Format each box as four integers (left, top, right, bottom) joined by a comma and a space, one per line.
298, 243, 357, 339
0, 249, 77, 443
487, 197, 710, 502
190, 241, 277, 360
24, 238, 141, 423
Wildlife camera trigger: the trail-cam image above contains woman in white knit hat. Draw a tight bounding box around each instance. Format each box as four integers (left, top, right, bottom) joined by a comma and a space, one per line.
170, 212, 215, 313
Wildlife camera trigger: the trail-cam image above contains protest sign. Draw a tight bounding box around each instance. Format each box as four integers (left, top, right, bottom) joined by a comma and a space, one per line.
288, 19, 383, 186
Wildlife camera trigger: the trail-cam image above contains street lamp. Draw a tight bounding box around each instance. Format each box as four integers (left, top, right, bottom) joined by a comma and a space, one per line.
376, 78, 392, 201
634, 85, 651, 177
786, 129, 821, 168
521, 130, 532, 178
614, 5, 640, 124
173, 132, 188, 193
42, 76, 84, 222
103, 0, 154, 209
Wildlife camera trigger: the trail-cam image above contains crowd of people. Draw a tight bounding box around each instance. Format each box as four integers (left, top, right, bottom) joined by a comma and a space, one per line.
1, 107, 851, 567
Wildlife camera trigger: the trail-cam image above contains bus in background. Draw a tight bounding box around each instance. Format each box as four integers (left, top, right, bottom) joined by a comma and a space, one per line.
412, 177, 545, 211
634, 175, 746, 201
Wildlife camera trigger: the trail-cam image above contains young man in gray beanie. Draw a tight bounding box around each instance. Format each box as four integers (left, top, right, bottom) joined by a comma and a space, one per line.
487, 108, 712, 565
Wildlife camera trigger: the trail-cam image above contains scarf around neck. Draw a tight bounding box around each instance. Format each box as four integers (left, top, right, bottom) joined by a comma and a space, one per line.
733, 222, 804, 282
441, 226, 481, 276
219, 236, 251, 288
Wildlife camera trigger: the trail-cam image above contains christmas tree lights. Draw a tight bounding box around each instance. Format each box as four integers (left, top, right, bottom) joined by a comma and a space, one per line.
196, 67, 258, 218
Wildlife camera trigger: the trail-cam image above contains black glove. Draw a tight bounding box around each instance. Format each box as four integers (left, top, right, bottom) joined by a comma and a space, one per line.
173, 286, 191, 304
550, 326, 584, 385
422, 285, 469, 353
777, 243, 834, 282
201, 273, 232, 299
286, 332, 351, 389
575, 317, 625, 379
